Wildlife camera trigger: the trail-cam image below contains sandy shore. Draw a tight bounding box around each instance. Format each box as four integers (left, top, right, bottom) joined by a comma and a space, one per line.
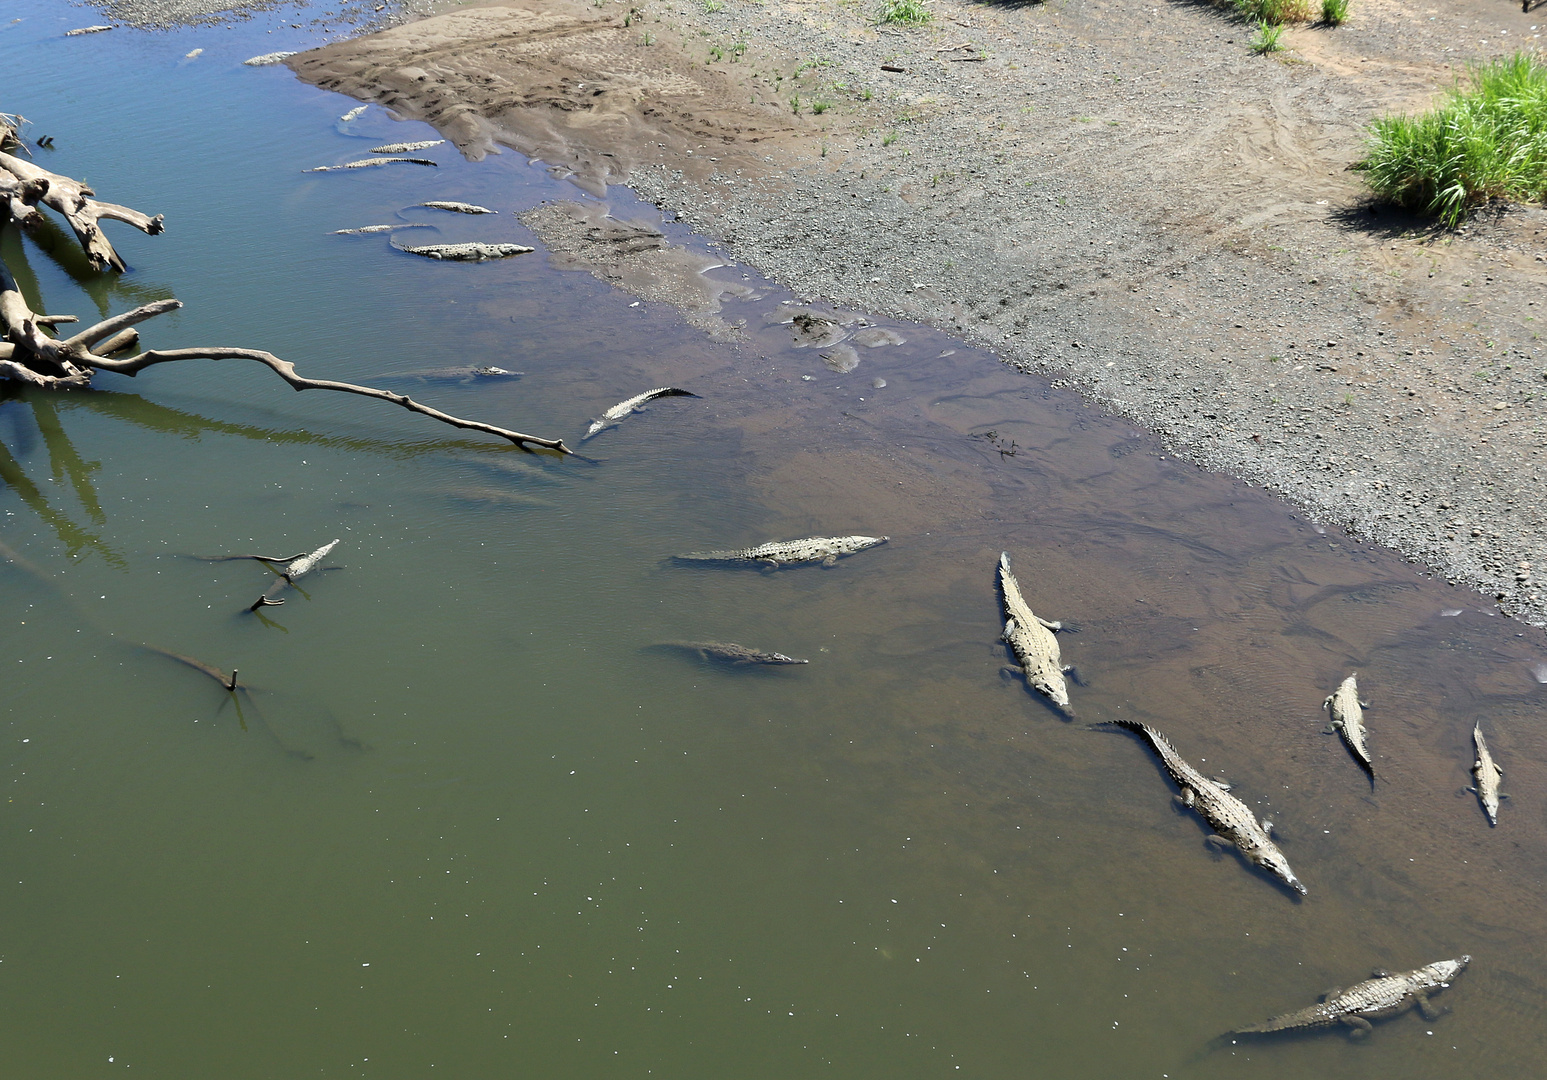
284, 0, 1547, 625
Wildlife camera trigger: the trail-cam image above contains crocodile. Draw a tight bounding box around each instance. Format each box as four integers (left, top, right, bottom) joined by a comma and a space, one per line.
675, 535, 888, 569
304, 157, 438, 173
373, 365, 523, 384
997, 551, 1077, 715
1470, 723, 1506, 826
243, 50, 296, 65
339, 105, 368, 122
330, 223, 435, 235
582, 387, 699, 441
392, 240, 534, 261
1101, 718, 1306, 896
248, 539, 339, 611
413, 201, 498, 215
1324, 673, 1374, 781
1233, 956, 1470, 1037
662, 641, 809, 665
370, 140, 444, 154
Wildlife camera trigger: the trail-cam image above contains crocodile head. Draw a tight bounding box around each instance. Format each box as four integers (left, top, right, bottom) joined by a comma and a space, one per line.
1249, 843, 1306, 895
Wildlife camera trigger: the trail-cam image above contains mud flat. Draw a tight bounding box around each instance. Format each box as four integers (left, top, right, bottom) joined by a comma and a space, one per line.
287, 0, 1547, 627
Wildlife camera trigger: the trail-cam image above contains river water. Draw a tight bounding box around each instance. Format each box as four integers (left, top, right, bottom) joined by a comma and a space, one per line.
2, 4, 1545, 1078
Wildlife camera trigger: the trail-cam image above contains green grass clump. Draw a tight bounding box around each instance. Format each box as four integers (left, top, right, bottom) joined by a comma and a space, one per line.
1250, 20, 1285, 52
1321, 0, 1349, 24
1357, 53, 1547, 226
1232, 0, 1309, 24
878, 0, 931, 25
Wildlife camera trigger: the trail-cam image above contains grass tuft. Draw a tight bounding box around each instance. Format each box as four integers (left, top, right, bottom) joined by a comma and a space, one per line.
1232, 0, 1309, 24
878, 0, 931, 25
1250, 19, 1285, 52
1357, 53, 1547, 226
1320, 0, 1348, 24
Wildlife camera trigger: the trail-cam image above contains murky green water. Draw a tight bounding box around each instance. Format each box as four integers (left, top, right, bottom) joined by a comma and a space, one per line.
2, 5, 1546, 1078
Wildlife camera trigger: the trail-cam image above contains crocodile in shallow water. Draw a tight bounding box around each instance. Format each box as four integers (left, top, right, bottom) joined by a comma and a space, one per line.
674, 535, 888, 569
661, 641, 809, 665
997, 551, 1077, 716
1101, 718, 1306, 896
1232, 956, 1469, 1037
1324, 672, 1374, 782
1470, 722, 1506, 826
583, 387, 699, 441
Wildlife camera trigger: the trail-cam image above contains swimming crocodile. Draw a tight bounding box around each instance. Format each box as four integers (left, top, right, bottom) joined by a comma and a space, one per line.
1324, 673, 1373, 781
305, 157, 438, 173
662, 641, 809, 665
330, 223, 435, 236
249, 539, 339, 611
1101, 718, 1306, 896
997, 551, 1077, 715
1233, 956, 1469, 1037
392, 240, 534, 261
675, 535, 888, 569
374, 365, 523, 384
1470, 723, 1506, 826
583, 387, 699, 441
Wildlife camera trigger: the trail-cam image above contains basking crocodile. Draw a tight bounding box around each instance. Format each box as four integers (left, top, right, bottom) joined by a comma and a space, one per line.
997, 551, 1077, 715
1233, 956, 1470, 1037
662, 641, 809, 665
413, 200, 497, 215
392, 240, 534, 261
1324, 673, 1374, 781
1471, 723, 1506, 826
304, 157, 438, 172
370, 140, 445, 153
582, 387, 699, 441
1102, 719, 1306, 896
675, 535, 888, 569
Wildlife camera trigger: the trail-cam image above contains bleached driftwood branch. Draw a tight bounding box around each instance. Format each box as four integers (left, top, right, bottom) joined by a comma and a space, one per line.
0, 258, 573, 452
0, 149, 163, 271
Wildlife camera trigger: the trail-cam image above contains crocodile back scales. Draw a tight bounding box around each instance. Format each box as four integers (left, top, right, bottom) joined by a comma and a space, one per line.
1236, 957, 1470, 1033
676, 535, 887, 565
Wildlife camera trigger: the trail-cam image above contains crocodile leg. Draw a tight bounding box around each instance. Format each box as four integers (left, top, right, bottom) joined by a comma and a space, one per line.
1339, 1016, 1374, 1037
1000, 664, 1025, 682
1204, 834, 1233, 854
1063, 664, 1086, 686
1415, 993, 1443, 1021
1319, 987, 1344, 1002
1173, 788, 1196, 810
1370, 969, 1390, 979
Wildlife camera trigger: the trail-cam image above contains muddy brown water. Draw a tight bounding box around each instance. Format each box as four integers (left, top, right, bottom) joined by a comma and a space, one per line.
2, 5, 1546, 1078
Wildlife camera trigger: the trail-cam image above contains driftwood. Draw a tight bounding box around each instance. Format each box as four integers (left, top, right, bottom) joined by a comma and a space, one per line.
0, 149, 164, 272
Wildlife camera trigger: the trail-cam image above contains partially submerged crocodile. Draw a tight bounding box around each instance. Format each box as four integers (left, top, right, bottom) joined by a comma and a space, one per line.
413, 200, 497, 215
305, 157, 438, 172
675, 535, 888, 569
997, 551, 1077, 715
1102, 718, 1306, 896
662, 641, 809, 665
374, 365, 523, 384
582, 387, 699, 441
392, 240, 534, 261
1233, 956, 1470, 1037
1471, 722, 1507, 826
370, 140, 445, 153
249, 539, 339, 611
1324, 673, 1374, 781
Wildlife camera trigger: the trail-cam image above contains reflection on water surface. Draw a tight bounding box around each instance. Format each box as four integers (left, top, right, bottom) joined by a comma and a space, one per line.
1, 5, 1545, 1079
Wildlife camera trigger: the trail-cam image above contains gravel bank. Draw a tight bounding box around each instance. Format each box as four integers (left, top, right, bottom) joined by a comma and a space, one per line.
140, 0, 1547, 626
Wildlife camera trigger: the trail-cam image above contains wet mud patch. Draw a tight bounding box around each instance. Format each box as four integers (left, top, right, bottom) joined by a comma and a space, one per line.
522, 200, 754, 340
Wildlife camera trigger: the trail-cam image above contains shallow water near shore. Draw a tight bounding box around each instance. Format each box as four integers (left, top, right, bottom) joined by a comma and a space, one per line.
2, 5, 1547, 1078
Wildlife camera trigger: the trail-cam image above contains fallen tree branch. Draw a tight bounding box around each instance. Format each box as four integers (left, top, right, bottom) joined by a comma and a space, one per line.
88, 346, 573, 452
0, 150, 164, 271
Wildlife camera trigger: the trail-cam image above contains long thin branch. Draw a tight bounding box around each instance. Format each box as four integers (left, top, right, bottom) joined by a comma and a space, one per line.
88, 347, 573, 453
